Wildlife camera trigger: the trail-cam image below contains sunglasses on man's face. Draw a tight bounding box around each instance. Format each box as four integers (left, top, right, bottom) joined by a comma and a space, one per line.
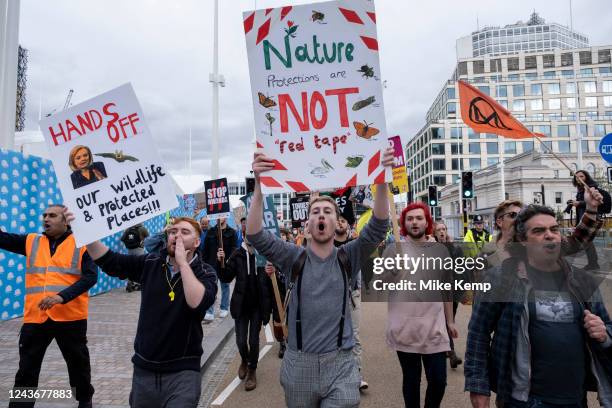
499, 211, 518, 220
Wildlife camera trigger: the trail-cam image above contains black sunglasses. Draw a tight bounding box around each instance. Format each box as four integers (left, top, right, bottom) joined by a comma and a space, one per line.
499, 211, 518, 220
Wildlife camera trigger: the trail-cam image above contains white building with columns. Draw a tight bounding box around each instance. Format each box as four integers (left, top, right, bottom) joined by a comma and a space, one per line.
438, 150, 608, 239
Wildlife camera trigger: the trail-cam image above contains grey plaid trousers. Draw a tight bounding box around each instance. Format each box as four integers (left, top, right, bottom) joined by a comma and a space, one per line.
280, 348, 360, 408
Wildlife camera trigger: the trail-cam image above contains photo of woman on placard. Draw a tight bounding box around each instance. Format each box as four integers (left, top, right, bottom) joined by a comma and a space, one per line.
69, 145, 107, 189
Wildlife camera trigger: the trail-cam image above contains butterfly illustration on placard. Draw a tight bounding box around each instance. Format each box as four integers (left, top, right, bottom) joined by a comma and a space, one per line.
353, 121, 380, 139
258, 92, 277, 109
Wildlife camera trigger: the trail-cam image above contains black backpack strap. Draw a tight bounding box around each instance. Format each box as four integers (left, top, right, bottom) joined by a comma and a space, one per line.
337, 248, 356, 308
336, 247, 351, 348
283, 250, 307, 317
337, 247, 352, 281
290, 250, 308, 287
288, 250, 307, 351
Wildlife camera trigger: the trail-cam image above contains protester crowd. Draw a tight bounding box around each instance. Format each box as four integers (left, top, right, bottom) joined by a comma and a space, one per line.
1, 152, 611, 408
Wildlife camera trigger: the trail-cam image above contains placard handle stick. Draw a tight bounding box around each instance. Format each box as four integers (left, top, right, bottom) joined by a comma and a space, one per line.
218, 223, 225, 269
387, 183, 401, 249
270, 272, 288, 340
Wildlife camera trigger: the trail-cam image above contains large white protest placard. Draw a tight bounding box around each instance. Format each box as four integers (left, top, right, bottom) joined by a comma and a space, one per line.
244, 0, 391, 193
39, 84, 178, 247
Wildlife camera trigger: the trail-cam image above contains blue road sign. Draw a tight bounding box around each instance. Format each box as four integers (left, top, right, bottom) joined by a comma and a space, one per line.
599, 133, 612, 164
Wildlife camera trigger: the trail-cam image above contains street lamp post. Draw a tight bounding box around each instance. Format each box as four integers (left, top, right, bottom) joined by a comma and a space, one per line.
210, 0, 225, 179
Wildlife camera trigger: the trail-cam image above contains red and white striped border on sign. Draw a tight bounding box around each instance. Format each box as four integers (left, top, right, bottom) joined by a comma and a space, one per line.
337, 6, 378, 51
260, 176, 310, 193
243, 6, 293, 45
246, 1, 385, 192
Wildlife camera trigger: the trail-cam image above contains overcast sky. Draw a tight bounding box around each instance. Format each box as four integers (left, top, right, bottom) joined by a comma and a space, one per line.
18, 0, 612, 192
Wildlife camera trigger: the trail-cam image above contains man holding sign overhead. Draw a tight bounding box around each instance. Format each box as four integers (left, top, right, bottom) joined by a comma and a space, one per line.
246, 147, 394, 407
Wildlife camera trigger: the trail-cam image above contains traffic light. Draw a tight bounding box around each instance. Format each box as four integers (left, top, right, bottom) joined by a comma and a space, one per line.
462, 171, 473, 198
428, 185, 438, 206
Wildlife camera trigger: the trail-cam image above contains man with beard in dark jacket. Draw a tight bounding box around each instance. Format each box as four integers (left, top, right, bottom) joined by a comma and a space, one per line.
202, 217, 237, 322
218, 238, 272, 391
466, 187, 612, 408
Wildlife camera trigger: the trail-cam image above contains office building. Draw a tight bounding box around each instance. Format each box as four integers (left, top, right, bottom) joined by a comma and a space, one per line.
406, 13, 612, 214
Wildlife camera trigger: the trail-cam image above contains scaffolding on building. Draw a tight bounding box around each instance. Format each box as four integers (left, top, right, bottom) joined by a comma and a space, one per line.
16, 45, 27, 132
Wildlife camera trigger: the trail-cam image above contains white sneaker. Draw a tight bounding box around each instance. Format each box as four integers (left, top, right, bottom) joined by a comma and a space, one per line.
359, 380, 369, 391
204, 313, 215, 323
219, 310, 229, 318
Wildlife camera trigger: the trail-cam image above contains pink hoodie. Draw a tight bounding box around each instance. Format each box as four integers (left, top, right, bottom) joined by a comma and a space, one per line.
383, 241, 451, 354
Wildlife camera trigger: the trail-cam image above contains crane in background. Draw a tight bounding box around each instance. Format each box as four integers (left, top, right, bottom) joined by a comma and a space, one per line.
62, 89, 73, 110
44, 89, 74, 117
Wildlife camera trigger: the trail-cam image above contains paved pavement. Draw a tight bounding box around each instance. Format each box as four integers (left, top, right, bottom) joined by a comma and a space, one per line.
0, 288, 234, 408
0, 251, 609, 407
211, 302, 471, 408
210, 283, 612, 408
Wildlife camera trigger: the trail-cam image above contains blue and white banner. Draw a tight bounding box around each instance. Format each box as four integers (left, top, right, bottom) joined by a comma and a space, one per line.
0, 149, 169, 320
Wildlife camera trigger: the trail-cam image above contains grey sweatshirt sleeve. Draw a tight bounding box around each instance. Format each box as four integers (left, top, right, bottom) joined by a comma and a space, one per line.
247, 229, 303, 274
344, 215, 388, 282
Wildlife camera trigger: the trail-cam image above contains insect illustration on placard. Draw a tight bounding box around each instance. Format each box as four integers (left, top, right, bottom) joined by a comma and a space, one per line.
258, 92, 277, 109
352, 96, 377, 111
357, 64, 375, 79
265, 113, 275, 137
345, 155, 364, 168
311, 10, 326, 24
310, 159, 334, 178
353, 121, 380, 140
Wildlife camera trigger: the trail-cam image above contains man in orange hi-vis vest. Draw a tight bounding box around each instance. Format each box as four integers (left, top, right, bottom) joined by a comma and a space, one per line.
1, 204, 97, 408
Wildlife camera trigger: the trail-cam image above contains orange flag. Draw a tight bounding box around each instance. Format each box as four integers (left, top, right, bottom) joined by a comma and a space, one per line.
458, 80, 534, 139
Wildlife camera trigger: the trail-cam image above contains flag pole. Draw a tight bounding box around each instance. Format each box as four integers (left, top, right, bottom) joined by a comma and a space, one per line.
500, 139, 506, 201
530, 132, 589, 190
531, 132, 573, 172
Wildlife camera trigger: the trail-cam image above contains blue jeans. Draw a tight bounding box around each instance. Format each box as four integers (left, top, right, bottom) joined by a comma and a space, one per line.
206, 281, 230, 315
504, 396, 585, 408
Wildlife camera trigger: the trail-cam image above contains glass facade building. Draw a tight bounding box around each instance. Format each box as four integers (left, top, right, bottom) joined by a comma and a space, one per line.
408, 16, 611, 204
457, 12, 589, 59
